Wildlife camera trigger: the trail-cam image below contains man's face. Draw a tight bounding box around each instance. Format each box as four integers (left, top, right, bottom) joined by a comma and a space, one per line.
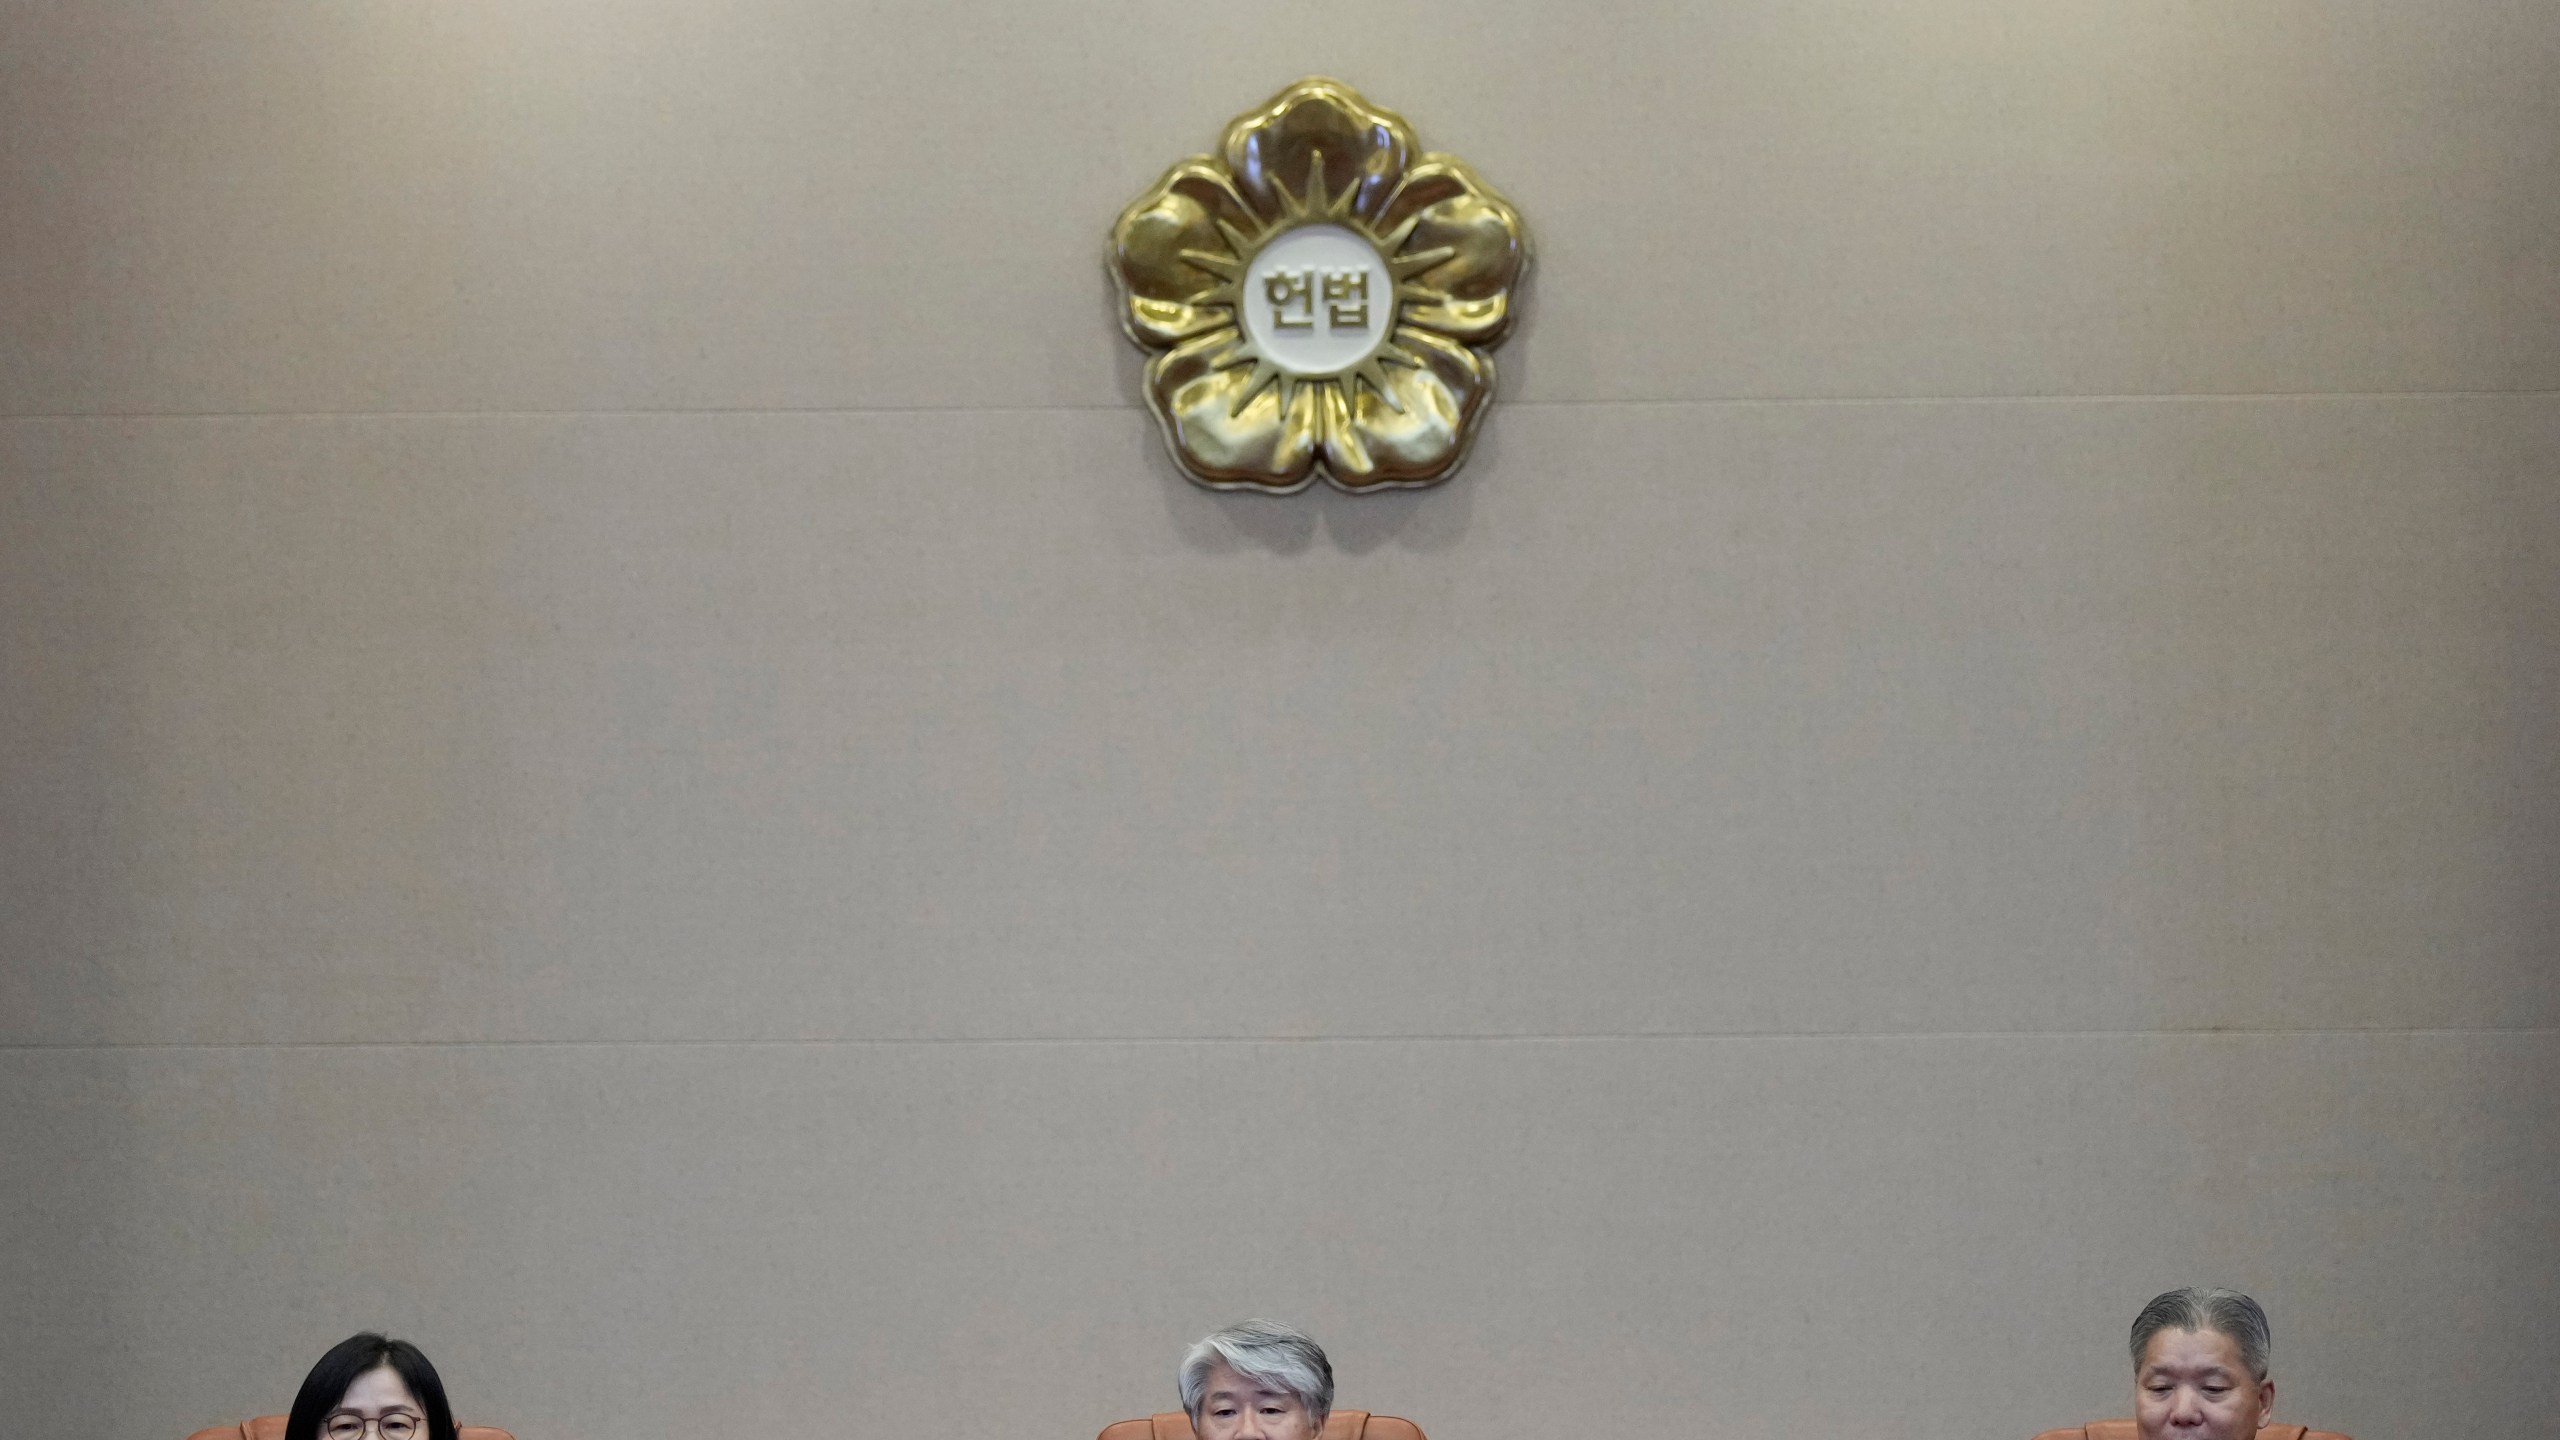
1193, 1362, 1319, 1440
2135, 1326, 2273, 1440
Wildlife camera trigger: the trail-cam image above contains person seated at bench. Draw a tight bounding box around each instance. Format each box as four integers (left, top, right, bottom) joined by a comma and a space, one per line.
285, 1333, 457, 1440
2131, 1287, 2275, 1440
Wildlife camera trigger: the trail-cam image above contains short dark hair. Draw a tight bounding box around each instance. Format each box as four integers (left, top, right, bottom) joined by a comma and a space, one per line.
2130, 1287, 2272, 1382
285, 1333, 458, 1440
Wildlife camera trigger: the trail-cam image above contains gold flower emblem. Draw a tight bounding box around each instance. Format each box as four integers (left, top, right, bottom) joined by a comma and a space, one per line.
1109, 78, 1530, 493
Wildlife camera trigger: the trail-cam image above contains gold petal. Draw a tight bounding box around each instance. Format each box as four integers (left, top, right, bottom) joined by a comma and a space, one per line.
1108, 159, 1263, 349
1144, 330, 1324, 491
1321, 327, 1492, 491
1221, 78, 1414, 225
1374, 157, 1529, 343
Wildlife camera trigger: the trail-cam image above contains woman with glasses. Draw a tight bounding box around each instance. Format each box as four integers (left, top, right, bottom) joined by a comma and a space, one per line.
283, 1333, 457, 1440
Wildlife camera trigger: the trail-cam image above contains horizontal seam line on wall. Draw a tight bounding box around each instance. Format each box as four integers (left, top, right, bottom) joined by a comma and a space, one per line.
0, 389, 2555, 421
4, 1026, 2553, 1054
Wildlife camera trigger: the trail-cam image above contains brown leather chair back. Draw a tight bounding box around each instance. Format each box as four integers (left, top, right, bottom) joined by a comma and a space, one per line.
1101, 1410, 1422, 1440
2034, 1422, 2348, 1440
189, 1418, 516, 1440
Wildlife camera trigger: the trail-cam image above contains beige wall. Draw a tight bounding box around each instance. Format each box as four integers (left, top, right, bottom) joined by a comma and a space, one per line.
3, 4, 2554, 1438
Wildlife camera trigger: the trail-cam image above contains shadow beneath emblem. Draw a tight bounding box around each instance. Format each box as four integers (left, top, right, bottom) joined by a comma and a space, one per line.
1149, 437, 1479, 555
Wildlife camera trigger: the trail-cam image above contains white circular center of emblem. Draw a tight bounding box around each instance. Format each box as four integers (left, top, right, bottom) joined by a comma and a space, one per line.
1238, 223, 1393, 378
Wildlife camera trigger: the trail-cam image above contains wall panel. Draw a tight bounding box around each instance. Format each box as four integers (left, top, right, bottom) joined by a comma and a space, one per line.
2, 2, 2553, 414
6, 399, 2553, 1047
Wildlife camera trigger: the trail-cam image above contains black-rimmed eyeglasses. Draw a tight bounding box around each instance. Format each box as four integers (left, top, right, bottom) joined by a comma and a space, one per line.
322, 1410, 425, 1440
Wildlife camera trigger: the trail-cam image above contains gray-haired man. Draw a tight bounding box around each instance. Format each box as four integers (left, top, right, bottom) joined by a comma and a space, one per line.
1179, 1321, 1334, 1440
2131, 1288, 2275, 1440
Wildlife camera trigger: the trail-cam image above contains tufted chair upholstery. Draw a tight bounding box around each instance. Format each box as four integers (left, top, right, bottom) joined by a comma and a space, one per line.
2034, 1422, 2348, 1440
1101, 1410, 1423, 1440
188, 1418, 515, 1440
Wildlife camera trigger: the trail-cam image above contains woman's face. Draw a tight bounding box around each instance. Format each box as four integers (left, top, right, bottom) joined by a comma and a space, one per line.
323, 1365, 427, 1440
